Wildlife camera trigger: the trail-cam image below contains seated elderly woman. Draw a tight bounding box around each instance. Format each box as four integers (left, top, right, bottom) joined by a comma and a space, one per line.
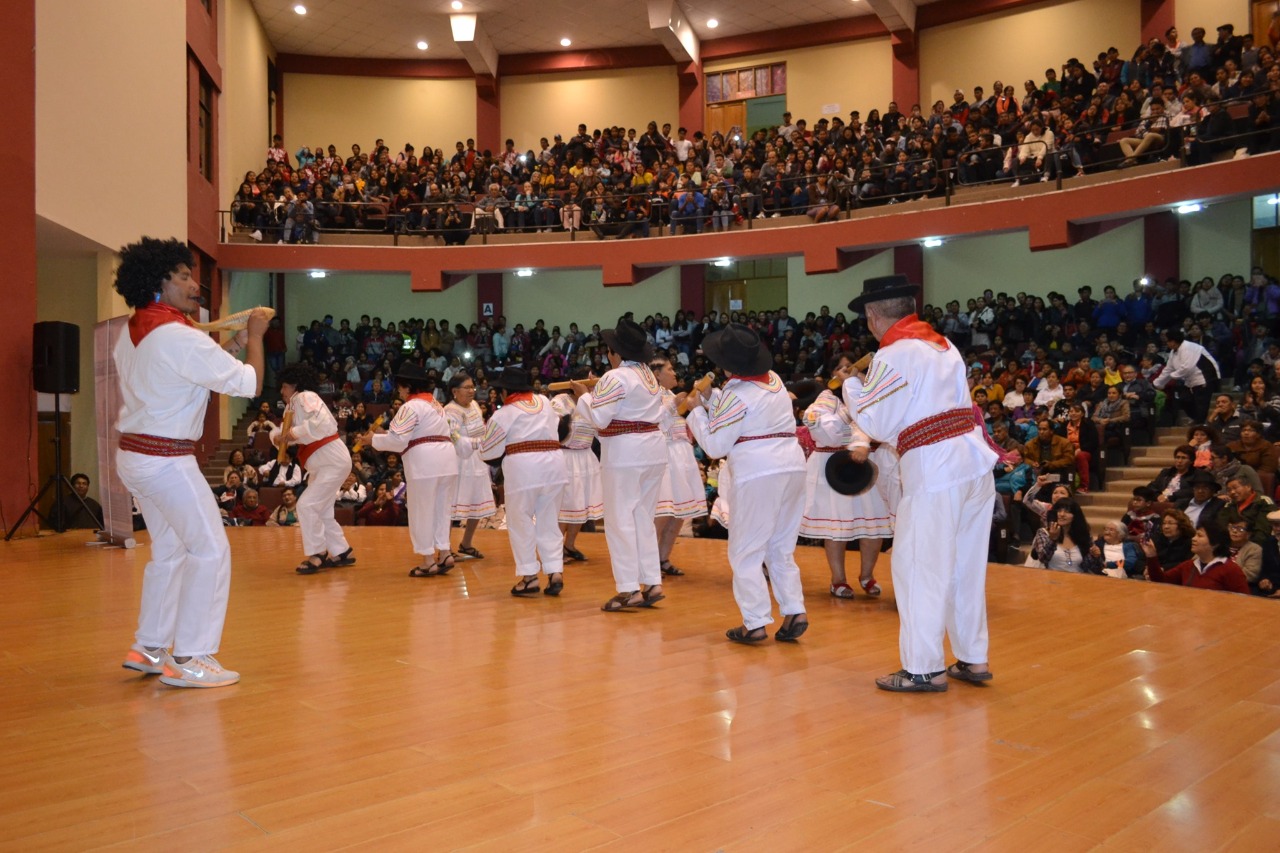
267, 487, 300, 527
1141, 523, 1250, 594
224, 448, 258, 487
1090, 520, 1143, 578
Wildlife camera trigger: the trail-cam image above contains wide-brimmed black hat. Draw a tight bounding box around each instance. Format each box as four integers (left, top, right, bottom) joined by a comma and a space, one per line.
600, 319, 653, 362
490, 367, 534, 392
825, 451, 879, 496
848, 274, 921, 312
702, 323, 772, 375
1187, 470, 1219, 488
787, 379, 824, 411
394, 362, 428, 385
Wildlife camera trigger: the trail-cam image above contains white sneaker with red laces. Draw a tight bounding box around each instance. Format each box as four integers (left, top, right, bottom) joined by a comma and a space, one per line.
122, 644, 168, 675
159, 655, 240, 688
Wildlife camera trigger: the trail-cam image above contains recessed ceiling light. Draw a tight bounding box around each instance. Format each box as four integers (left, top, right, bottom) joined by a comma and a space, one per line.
560, 37, 572, 47
451, 1, 463, 8
293, 4, 306, 14
922, 237, 944, 248
308, 271, 326, 278
516, 269, 534, 277
1176, 203, 1203, 215
416, 40, 428, 50
707, 18, 719, 28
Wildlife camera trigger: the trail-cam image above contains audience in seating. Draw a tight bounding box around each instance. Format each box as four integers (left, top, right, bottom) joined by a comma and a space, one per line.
230, 23, 1280, 243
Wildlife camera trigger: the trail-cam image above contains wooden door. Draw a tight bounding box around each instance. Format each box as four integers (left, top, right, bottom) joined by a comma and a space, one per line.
707, 280, 747, 317
705, 102, 746, 140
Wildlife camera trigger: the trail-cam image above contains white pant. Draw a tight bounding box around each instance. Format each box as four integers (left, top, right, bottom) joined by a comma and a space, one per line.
505, 484, 567, 576
407, 475, 457, 555
297, 440, 351, 558
729, 471, 806, 629
602, 464, 664, 591
893, 473, 994, 675
117, 451, 231, 658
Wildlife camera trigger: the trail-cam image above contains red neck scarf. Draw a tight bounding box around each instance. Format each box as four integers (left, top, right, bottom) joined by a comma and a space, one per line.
505, 392, 535, 405
877, 314, 949, 350
736, 373, 772, 384
128, 301, 193, 345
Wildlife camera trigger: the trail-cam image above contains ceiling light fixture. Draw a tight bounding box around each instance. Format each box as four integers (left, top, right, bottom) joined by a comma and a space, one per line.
293, 4, 307, 14
560, 37, 572, 47
922, 237, 944, 248
1176, 203, 1203, 215
516, 269, 534, 277
416, 40, 428, 50
308, 271, 326, 279
1269, 195, 1280, 205
707, 18, 719, 29
451, 1, 463, 9
713, 258, 732, 267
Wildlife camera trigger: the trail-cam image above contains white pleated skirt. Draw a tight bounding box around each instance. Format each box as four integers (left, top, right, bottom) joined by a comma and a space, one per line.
557, 447, 604, 524
656, 441, 708, 519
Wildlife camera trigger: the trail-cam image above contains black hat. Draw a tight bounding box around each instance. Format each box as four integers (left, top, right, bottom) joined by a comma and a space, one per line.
490, 367, 535, 392
848, 274, 920, 312
825, 451, 879, 496
1217, 23, 1234, 32
394, 362, 428, 385
787, 379, 824, 411
601, 318, 654, 362
1188, 470, 1219, 488
702, 323, 773, 375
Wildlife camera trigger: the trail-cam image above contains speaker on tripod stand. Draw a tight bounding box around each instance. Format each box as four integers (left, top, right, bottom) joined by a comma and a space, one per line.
6, 321, 97, 539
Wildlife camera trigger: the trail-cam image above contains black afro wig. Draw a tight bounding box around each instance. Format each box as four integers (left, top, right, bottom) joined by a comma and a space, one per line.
114, 237, 195, 309
277, 362, 319, 393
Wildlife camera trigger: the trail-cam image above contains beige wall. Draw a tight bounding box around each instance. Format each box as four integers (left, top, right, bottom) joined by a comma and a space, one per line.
282, 74, 476, 160
919, 0, 1140, 108
283, 273, 478, 359
224, 272, 273, 433
501, 67, 679, 149
786, 252, 895, 316
923, 221, 1145, 306
503, 268, 681, 330
36, 254, 101, 493
1180, 198, 1253, 281
705, 39, 892, 126
220, 0, 274, 208
36, 0, 187, 251
1177, 0, 1251, 38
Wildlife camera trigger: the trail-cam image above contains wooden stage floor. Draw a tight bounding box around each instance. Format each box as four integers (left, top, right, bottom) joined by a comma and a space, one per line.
3, 527, 1280, 851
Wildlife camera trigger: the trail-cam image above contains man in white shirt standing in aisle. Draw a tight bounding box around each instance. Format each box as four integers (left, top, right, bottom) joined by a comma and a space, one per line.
685, 325, 808, 643
1153, 328, 1220, 425
845, 275, 998, 693
571, 319, 668, 612
113, 237, 269, 688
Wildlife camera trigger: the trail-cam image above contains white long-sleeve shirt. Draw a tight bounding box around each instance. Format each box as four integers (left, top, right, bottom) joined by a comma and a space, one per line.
372, 395, 459, 480
802, 390, 871, 449
115, 322, 257, 439
286, 390, 338, 446
844, 328, 995, 494
478, 395, 567, 494
552, 393, 597, 450
1152, 340, 1219, 390
576, 362, 667, 468
686, 372, 804, 485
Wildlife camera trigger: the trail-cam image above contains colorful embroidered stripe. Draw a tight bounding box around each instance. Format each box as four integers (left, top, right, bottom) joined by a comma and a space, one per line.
590, 375, 625, 407
707, 393, 747, 433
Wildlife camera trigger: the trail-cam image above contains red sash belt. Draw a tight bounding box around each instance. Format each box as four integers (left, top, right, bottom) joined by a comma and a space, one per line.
407, 435, 451, 451
298, 433, 340, 468
599, 420, 659, 437
814, 445, 845, 453
119, 433, 196, 457
897, 408, 974, 455
505, 440, 562, 455
735, 432, 796, 444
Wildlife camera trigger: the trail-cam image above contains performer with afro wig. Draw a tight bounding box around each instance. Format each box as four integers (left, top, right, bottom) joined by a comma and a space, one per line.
276, 362, 356, 575
113, 237, 270, 688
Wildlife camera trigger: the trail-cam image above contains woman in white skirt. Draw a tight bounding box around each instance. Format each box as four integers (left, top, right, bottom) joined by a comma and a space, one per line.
444, 372, 496, 559
551, 366, 604, 562
652, 355, 707, 576
800, 353, 894, 598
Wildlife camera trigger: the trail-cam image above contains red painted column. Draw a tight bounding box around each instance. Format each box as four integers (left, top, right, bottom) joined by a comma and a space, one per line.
1143, 211, 1180, 285
476, 77, 501, 153
680, 264, 705, 316
894, 244, 926, 310
477, 272, 503, 323
1140, 0, 1176, 44
891, 33, 920, 110
0, 0, 37, 532
678, 62, 704, 133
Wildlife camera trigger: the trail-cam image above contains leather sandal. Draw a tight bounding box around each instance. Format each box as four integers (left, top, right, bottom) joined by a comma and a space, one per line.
457, 546, 484, 560
660, 560, 685, 577
601, 592, 641, 612
775, 613, 809, 642
830, 582, 856, 598
510, 576, 540, 596
875, 669, 948, 692
947, 661, 994, 683
296, 556, 326, 575
544, 574, 564, 596
860, 576, 882, 596
409, 563, 442, 578
323, 548, 356, 568
436, 552, 457, 574
726, 625, 768, 644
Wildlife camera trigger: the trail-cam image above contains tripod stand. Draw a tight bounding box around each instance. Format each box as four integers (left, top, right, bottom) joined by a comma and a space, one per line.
5, 394, 98, 540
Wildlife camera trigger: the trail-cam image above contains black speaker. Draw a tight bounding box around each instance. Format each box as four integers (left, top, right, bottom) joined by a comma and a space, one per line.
33, 321, 80, 394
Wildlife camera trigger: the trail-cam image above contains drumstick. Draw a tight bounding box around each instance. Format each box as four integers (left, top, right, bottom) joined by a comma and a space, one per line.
828, 352, 874, 390
277, 410, 293, 465
545, 377, 600, 392
677, 373, 715, 415
192, 306, 277, 332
